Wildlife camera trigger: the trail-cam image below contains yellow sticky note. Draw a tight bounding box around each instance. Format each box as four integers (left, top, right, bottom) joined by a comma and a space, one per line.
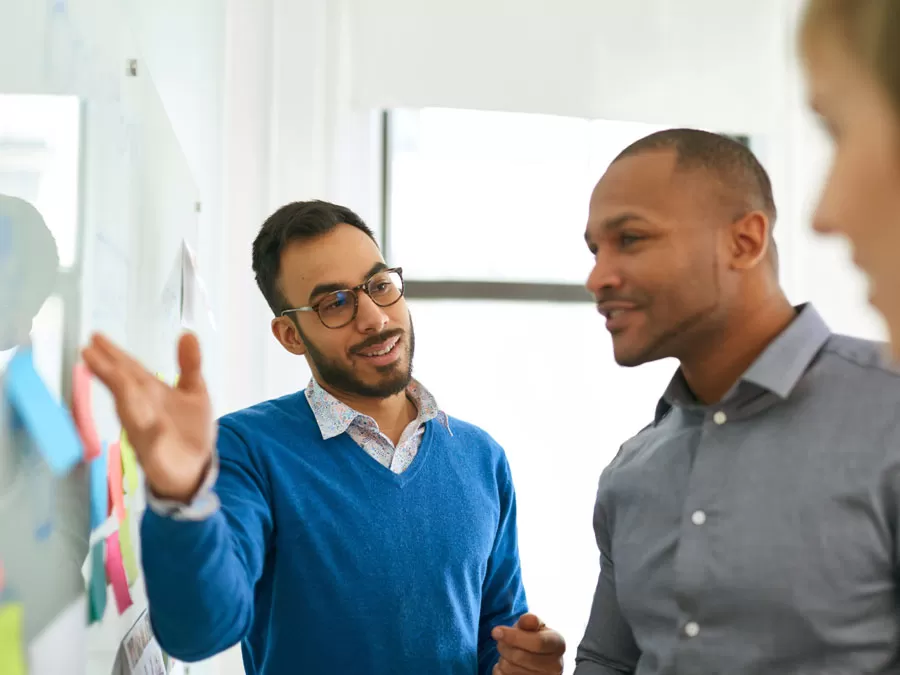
119, 429, 139, 495
119, 509, 140, 587
0, 603, 27, 675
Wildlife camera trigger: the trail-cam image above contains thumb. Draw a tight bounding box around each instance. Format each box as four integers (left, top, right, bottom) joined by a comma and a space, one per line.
516, 613, 545, 632
176, 332, 204, 391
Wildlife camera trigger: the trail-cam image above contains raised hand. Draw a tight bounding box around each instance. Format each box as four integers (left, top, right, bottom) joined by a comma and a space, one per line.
81, 332, 216, 503
492, 613, 566, 675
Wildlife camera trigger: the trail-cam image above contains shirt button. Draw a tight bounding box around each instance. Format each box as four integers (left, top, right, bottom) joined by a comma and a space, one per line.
684, 621, 700, 638
691, 510, 707, 526
713, 411, 727, 425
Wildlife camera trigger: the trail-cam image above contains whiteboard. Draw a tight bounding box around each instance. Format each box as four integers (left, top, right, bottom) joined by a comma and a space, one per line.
0, 0, 203, 673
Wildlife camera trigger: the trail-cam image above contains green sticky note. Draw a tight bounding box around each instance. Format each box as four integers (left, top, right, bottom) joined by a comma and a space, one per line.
88, 539, 107, 623
119, 510, 140, 587
119, 430, 139, 495
0, 603, 27, 675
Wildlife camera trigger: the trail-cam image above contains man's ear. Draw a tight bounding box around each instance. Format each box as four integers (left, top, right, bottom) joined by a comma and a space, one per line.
271, 316, 307, 356
728, 211, 770, 271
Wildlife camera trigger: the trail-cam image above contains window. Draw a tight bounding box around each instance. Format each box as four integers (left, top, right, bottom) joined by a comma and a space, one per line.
0, 95, 80, 266
387, 108, 672, 287
0, 94, 81, 392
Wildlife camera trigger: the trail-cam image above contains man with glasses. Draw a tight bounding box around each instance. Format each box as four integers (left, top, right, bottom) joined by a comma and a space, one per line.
82, 200, 565, 675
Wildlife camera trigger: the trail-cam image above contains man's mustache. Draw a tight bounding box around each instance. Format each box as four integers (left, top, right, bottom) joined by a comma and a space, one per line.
350, 329, 404, 354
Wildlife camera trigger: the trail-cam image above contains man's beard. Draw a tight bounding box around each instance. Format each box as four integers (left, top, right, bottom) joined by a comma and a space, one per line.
299, 321, 415, 398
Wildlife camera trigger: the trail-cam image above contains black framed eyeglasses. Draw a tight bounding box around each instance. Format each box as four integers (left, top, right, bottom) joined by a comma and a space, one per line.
281, 267, 405, 329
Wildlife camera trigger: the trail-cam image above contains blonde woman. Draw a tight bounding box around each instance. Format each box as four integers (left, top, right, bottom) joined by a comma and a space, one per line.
800, 1, 900, 356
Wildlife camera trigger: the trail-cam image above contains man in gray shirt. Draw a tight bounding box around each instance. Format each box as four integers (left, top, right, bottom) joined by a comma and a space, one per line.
576, 129, 900, 674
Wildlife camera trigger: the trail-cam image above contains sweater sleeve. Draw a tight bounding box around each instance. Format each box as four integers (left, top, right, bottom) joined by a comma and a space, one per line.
140, 422, 273, 661
477, 450, 528, 675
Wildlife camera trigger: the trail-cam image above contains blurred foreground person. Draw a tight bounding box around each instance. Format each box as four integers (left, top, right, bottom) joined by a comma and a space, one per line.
800, 0, 900, 359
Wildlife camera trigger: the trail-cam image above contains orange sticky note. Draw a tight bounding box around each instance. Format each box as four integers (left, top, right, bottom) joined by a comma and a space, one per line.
107, 440, 126, 522
119, 430, 139, 495
72, 363, 102, 460
105, 532, 133, 614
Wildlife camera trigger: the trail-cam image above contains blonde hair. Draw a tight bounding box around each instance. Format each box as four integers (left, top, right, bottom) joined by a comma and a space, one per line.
801, 0, 900, 114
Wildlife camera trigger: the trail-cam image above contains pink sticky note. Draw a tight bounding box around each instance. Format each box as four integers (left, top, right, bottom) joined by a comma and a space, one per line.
72, 363, 102, 460
105, 532, 133, 614
107, 441, 126, 522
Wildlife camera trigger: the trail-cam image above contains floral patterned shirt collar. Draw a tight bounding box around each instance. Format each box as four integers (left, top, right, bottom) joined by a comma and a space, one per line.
304, 378, 451, 441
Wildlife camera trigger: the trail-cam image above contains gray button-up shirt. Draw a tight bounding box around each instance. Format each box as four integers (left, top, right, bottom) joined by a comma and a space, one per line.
576, 304, 900, 675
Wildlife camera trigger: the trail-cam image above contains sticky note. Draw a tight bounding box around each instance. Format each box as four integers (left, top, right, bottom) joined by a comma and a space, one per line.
4, 349, 83, 475
0, 602, 26, 675
120, 430, 139, 495
0, 561, 5, 592
72, 362, 102, 460
119, 510, 139, 587
90, 444, 109, 529
105, 532, 133, 614
88, 539, 107, 624
107, 440, 126, 522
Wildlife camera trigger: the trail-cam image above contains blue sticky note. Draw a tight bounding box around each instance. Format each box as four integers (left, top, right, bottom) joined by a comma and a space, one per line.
4, 349, 83, 475
90, 444, 108, 530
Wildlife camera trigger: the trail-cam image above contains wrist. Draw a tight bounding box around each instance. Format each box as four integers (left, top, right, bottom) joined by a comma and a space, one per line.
148, 455, 214, 504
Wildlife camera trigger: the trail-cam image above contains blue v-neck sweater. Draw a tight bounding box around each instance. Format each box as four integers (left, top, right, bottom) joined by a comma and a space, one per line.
140, 391, 528, 675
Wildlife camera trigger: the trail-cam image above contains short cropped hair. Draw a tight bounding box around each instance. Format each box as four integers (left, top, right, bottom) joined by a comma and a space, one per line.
252, 200, 376, 315
613, 128, 777, 227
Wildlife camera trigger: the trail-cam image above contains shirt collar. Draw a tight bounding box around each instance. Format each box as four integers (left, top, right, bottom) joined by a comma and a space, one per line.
304, 378, 451, 441
656, 304, 831, 422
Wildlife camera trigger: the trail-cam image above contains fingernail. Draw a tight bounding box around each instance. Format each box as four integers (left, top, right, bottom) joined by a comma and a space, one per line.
492, 627, 503, 640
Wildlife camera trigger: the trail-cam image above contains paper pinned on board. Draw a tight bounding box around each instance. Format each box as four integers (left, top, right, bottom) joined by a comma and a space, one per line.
181, 240, 216, 332
72, 362, 103, 461
105, 531, 133, 614
0, 602, 27, 675
121, 608, 169, 675
4, 349, 82, 475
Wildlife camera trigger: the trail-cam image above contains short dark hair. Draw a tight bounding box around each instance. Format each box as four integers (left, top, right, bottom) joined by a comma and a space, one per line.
613, 128, 778, 226
252, 200, 377, 315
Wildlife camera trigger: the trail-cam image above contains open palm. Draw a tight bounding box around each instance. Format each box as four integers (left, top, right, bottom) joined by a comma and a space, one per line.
82, 332, 216, 502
